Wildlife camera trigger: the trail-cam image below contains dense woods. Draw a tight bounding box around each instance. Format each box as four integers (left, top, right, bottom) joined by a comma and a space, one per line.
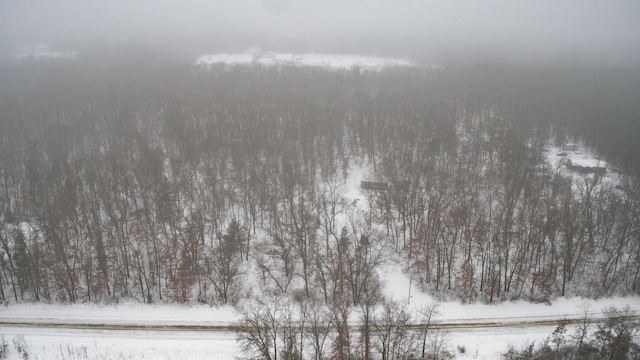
0, 59, 639, 311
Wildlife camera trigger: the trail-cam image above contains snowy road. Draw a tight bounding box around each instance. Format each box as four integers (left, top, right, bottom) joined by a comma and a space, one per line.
1, 310, 638, 332
1, 312, 639, 360
1, 295, 638, 359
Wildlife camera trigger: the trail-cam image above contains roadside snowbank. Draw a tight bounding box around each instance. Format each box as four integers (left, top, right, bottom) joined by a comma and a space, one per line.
0, 301, 238, 327
1, 273, 637, 328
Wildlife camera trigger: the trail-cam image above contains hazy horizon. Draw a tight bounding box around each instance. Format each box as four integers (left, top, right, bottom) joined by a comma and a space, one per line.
1, 0, 639, 66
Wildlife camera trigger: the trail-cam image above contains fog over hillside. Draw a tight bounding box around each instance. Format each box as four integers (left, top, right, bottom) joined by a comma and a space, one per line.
1, 0, 639, 66
2, 2, 640, 359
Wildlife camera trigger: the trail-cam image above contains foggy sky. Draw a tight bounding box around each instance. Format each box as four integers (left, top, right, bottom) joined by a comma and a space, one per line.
1, 0, 639, 66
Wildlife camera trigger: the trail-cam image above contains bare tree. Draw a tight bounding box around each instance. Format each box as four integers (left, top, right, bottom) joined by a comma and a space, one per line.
572, 302, 592, 352
305, 300, 333, 360
417, 301, 442, 359
237, 295, 292, 360
206, 220, 244, 304
594, 306, 638, 360
372, 299, 416, 360
331, 298, 352, 360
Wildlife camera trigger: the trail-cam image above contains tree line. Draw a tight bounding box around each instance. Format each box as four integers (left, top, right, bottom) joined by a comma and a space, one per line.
0, 59, 639, 307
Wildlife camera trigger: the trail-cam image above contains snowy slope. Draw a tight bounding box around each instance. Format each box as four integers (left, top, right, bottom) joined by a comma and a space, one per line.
380, 263, 640, 324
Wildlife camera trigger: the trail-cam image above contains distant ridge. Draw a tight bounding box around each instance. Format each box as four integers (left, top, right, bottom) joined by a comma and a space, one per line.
196, 52, 417, 70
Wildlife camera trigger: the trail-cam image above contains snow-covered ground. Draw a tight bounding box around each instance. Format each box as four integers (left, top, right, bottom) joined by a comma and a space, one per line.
0, 326, 237, 360
0, 302, 237, 327
449, 325, 562, 360
1, 267, 638, 359
380, 263, 640, 325
196, 52, 417, 70
0, 303, 240, 359
541, 143, 626, 200
545, 144, 614, 179
0, 323, 552, 360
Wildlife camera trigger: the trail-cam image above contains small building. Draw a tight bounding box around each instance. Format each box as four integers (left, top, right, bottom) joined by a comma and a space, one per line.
562, 143, 578, 151
360, 181, 388, 191
565, 158, 607, 176
274, 53, 295, 65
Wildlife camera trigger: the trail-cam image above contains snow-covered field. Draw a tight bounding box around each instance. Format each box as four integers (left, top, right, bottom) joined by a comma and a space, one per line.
196, 52, 417, 70
0, 326, 237, 360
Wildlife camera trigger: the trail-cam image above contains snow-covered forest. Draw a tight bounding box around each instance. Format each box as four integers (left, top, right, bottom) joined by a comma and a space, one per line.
1, 60, 639, 310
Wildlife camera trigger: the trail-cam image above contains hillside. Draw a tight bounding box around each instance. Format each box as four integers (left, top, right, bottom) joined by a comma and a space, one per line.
1, 59, 640, 358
